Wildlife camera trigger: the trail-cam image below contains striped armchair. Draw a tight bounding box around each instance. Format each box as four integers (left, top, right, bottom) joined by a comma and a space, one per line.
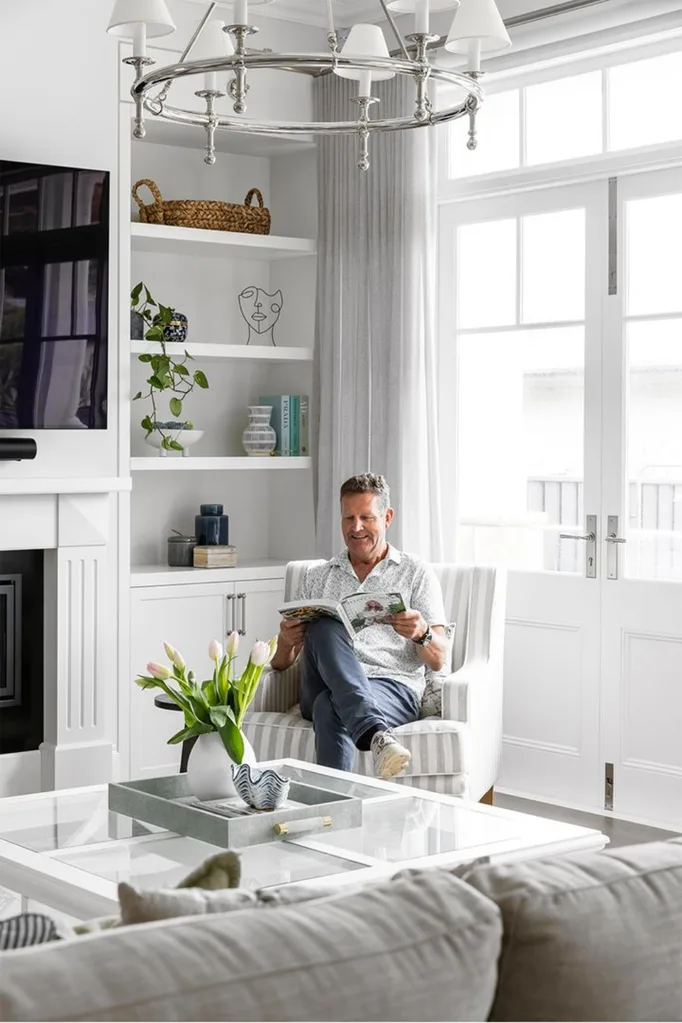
244, 561, 506, 800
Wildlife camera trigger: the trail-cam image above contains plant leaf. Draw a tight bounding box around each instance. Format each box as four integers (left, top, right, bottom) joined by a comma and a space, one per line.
132, 391, 142, 401
217, 716, 245, 764
169, 397, 183, 418
167, 725, 197, 745
141, 415, 154, 435
135, 675, 159, 690
193, 370, 209, 389
209, 706, 229, 730
174, 364, 189, 376
144, 286, 157, 307
145, 326, 163, 342
148, 375, 164, 390
138, 354, 152, 363
168, 440, 184, 451
184, 349, 193, 361
131, 282, 143, 305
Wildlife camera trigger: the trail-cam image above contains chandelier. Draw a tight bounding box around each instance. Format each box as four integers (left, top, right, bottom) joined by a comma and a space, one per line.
108, 0, 511, 170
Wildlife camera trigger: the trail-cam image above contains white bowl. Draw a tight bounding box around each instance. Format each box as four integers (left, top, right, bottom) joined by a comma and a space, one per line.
144, 429, 204, 457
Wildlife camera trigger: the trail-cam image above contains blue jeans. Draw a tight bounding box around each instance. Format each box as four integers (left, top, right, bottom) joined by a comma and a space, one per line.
300, 618, 421, 772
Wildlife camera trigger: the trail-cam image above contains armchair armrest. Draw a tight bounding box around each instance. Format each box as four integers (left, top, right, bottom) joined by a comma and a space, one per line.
441, 658, 503, 801
249, 658, 302, 713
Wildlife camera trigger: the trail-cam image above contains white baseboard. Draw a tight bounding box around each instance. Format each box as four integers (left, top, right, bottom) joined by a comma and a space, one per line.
496, 785, 682, 835
0, 751, 42, 797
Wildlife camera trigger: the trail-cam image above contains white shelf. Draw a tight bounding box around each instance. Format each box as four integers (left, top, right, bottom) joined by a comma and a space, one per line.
130, 341, 313, 362
131, 456, 311, 472
131, 559, 288, 588
0, 476, 132, 495
131, 222, 316, 260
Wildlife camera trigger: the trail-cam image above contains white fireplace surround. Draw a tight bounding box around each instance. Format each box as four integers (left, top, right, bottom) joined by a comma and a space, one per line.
0, 484, 125, 796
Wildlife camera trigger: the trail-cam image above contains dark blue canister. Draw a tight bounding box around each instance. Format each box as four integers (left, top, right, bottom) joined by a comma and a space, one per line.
195, 504, 229, 546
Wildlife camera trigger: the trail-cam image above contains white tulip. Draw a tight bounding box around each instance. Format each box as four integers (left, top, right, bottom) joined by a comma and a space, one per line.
163, 642, 185, 669
208, 639, 224, 663
147, 661, 171, 680
226, 631, 240, 657
250, 640, 270, 667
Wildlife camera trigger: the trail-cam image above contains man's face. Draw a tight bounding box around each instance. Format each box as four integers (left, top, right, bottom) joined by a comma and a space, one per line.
341, 492, 393, 563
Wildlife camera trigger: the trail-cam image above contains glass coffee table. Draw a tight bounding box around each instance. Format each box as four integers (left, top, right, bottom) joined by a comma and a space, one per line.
0, 760, 607, 921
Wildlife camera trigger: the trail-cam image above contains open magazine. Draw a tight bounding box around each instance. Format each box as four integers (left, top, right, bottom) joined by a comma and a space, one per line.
278, 591, 406, 642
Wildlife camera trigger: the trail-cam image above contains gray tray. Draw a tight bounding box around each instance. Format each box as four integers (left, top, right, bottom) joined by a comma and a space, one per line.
108, 773, 363, 849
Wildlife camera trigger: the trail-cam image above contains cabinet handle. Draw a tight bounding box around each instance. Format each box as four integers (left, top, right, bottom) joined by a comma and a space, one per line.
237, 593, 246, 636
226, 593, 235, 634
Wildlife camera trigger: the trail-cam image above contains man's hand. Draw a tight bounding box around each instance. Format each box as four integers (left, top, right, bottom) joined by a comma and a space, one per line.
279, 618, 306, 650
385, 610, 427, 642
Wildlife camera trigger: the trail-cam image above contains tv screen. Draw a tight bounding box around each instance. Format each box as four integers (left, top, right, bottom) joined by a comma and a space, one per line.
0, 160, 109, 429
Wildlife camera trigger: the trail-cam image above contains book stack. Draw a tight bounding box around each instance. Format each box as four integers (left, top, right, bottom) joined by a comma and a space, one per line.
259, 395, 309, 456
193, 545, 238, 569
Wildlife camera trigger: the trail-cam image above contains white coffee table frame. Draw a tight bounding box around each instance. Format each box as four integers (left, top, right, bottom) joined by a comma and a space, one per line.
0, 760, 608, 920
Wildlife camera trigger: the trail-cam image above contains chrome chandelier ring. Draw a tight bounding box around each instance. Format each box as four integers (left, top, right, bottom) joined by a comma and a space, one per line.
133, 53, 484, 135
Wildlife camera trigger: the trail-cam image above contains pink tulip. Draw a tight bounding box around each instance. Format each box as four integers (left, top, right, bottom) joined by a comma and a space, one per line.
163, 642, 185, 669
147, 661, 171, 680
208, 639, 223, 663
250, 641, 270, 667
226, 631, 240, 658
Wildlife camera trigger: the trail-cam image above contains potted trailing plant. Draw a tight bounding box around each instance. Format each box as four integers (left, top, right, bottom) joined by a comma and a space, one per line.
131, 282, 209, 455
136, 632, 277, 800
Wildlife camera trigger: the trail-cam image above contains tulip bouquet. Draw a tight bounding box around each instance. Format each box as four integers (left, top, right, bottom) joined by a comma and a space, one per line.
136, 631, 277, 765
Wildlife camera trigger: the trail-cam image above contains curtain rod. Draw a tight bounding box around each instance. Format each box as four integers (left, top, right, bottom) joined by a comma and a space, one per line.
390, 0, 616, 55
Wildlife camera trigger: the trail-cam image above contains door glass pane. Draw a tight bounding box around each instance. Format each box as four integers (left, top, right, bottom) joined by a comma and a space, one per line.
457, 326, 584, 572
449, 90, 520, 179
626, 195, 682, 316
457, 219, 516, 329
525, 72, 602, 166
626, 318, 682, 581
521, 209, 585, 324
609, 52, 682, 151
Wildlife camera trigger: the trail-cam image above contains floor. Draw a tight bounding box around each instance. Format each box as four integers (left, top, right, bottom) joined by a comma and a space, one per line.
496, 792, 681, 848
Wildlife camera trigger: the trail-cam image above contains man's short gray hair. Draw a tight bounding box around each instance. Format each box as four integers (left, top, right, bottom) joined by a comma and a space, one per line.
339, 473, 391, 514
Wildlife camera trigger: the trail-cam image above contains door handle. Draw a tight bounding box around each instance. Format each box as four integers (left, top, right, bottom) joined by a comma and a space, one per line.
226, 593, 235, 634
606, 515, 625, 580
559, 515, 597, 579
237, 592, 246, 636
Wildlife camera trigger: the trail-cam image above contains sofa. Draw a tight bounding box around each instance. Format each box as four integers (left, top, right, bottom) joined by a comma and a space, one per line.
245, 560, 507, 801
1, 838, 682, 1022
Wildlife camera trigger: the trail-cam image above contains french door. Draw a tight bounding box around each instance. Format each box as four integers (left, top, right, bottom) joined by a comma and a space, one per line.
440, 169, 682, 828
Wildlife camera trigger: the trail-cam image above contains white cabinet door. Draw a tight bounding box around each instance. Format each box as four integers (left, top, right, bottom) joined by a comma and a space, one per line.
231, 578, 284, 672
130, 585, 228, 779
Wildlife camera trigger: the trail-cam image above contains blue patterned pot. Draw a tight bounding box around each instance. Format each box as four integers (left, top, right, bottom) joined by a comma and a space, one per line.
232, 764, 290, 810
162, 310, 188, 344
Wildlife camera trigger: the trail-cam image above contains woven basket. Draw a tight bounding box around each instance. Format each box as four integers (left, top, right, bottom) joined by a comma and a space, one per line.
132, 179, 271, 236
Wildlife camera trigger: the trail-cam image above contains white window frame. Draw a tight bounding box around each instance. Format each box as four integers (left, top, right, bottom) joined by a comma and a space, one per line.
438, 33, 682, 204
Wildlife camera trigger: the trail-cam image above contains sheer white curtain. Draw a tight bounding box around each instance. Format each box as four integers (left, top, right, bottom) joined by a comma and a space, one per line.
313, 74, 443, 560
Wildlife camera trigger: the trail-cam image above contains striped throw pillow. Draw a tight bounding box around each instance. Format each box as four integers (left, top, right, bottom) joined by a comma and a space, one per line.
0, 913, 60, 950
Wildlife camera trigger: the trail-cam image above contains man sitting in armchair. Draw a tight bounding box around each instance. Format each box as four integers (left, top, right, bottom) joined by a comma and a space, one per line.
270, 473, 448, 779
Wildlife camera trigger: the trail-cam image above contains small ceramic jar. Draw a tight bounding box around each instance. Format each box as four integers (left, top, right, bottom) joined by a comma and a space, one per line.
167, 534, 197, 567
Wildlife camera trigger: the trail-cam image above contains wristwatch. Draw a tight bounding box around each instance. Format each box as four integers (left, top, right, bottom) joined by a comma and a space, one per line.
414, 625, 433, 647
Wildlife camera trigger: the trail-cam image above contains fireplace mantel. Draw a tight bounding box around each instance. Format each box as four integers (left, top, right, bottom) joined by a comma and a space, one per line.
0, 477, 131, 496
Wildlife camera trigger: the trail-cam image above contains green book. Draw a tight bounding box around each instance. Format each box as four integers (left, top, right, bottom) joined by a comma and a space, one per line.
299, 395, 309, 455
259, 395, 290, 455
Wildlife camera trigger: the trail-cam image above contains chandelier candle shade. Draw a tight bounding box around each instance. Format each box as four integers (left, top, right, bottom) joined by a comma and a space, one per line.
108, 0, 510, 170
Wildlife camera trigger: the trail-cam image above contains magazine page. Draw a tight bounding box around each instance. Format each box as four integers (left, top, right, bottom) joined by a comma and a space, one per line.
278, 599, 343, 625
340, 592, 406, 635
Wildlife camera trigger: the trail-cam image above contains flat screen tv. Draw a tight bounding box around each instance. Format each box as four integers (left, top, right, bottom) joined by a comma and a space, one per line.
0, 160, 109, 429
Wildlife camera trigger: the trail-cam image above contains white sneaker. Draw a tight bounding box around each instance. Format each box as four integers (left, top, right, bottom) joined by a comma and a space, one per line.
371, 731, 411, 780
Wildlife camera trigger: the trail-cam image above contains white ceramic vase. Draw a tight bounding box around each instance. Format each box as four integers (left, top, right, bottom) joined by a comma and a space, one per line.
186, 731, 256, 801
242, 405, 277, 457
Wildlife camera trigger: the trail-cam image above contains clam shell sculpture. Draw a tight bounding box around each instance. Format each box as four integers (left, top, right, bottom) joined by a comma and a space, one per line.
232, 763, 291, 810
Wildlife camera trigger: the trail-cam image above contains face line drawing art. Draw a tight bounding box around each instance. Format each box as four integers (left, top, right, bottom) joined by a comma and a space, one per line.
238, 286, 283, 347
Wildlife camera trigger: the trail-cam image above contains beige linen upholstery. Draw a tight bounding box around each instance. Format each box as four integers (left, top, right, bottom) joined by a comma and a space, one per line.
0, 870, 502, 1023
246, 560, 506, 800
466, 838, 682, 1022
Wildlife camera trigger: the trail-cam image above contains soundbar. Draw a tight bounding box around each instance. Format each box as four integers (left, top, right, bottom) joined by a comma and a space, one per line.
0, 439, 37, 461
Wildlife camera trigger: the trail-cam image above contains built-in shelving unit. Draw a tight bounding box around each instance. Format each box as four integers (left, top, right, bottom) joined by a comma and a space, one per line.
130, 341, 313, 362
131, 456, 312, 472
131, 222, 316, 260
130, 559, 288, 587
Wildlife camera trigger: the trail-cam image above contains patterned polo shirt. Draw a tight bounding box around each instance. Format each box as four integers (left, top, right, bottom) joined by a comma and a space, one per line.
297, 545, 447, 700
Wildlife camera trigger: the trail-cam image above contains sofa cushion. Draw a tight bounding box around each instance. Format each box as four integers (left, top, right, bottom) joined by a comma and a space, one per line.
0, 869, 502, 1022
466, 839, 682, 1022
0, 913, 60, 950
244, 709, 465, 778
